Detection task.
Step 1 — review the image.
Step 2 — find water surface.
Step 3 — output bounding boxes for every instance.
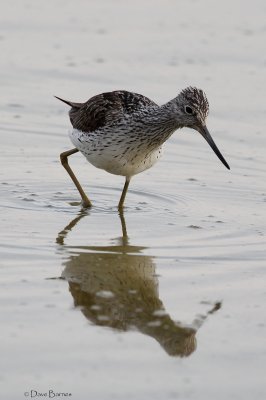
[1,1,266,399]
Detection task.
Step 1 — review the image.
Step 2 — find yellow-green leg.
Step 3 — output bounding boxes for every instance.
[60,148,92,208]
[118,178,130,211]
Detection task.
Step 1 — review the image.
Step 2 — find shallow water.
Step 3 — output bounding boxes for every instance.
[1,1,266,399]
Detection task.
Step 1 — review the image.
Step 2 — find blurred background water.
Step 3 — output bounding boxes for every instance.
[0,1,266,399]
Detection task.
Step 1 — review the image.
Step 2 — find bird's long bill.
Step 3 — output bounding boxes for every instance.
[199,126,230,170]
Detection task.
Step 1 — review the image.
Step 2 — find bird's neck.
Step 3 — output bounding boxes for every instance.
[135,99,181,147]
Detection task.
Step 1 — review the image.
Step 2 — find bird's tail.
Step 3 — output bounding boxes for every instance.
[54,96,83,108]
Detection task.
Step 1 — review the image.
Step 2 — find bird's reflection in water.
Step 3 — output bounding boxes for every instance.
[56,211,221,357]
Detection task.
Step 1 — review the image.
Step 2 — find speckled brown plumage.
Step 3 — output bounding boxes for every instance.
[57,87,229,209]
[55,90,157,133]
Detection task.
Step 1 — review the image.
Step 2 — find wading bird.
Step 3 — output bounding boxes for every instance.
[56,88,230,210]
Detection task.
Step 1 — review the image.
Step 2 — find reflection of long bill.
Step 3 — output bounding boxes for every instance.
[199,126,230,170]
[57,210,222,357]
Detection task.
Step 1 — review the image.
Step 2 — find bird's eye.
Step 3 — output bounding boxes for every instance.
[185,106,193,115]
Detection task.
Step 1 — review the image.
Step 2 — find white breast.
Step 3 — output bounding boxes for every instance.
[69,128,163,178]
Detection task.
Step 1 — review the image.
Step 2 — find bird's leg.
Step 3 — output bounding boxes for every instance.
[118,178,130,211]
[60,148,92,208]
[118,209,128,241]
[56,210,88,246]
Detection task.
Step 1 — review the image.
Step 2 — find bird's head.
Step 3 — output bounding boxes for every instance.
[175,87,230,170]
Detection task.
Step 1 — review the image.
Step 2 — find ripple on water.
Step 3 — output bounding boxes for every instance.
[0,179,194,217]
[1,177,264,263]
[91,184,194,216]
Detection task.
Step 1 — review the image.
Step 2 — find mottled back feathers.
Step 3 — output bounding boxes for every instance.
[56,90,157,133]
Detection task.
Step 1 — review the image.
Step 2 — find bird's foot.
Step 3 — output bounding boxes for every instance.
[81,198,92,209]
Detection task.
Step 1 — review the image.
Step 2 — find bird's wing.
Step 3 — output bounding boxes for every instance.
[56,90,157,133]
